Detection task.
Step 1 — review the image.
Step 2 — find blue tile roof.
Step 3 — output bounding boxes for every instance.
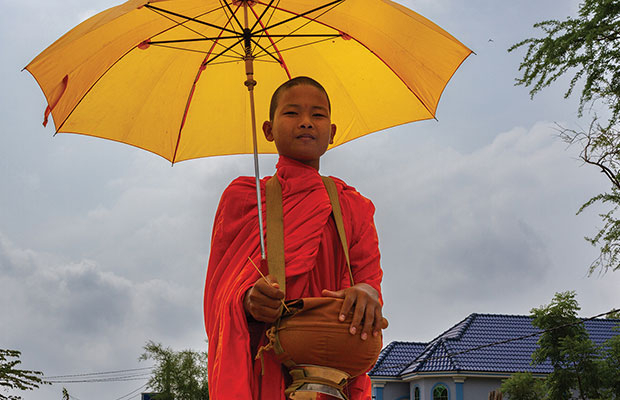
[370,313,619,377]
[371,341,427,376]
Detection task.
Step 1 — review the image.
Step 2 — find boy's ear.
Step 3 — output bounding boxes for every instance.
[329,124,336,144]
[263,121,274,142]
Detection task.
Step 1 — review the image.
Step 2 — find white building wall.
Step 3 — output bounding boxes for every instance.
[460,377,503,399]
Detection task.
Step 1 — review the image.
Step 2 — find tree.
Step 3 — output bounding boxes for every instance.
[530,291,591,400]
[528,291,620,400]
[600,332,620,398]
[0,349,48,400]
[139,341,209,400]
[606,309,620,319]
[509,0,620,273]
[500,372,546,400]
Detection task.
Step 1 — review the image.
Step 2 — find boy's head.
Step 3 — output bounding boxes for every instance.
[263,76,336,170]
[269,76,331,121]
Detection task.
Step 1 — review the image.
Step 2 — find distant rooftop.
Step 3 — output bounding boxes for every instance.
[370,313,619,377]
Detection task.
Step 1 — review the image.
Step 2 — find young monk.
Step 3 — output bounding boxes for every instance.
[204,76,384,399]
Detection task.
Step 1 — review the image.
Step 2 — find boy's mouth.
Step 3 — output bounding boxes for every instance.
[296,133,315,140]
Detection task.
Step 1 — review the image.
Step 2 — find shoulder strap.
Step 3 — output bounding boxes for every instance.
[265,175,354,297]
[321,176,354,287]
[266,176,286,294]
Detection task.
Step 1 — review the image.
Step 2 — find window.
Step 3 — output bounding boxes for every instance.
[414,386,420,400]
[433,384,448,400]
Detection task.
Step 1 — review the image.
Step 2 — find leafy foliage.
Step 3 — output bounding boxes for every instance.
[509,0,620,126]
[598,333,620,398]
[510,0,620,273]
[500,371,546,400]
[0,349,47,400]
[139,341,209,400]
[525,291,620,400]
[558,121,620,273]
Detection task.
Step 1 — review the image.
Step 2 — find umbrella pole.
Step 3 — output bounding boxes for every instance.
[243,2,266,261]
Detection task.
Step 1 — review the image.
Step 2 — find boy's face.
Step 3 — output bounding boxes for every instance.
[262,84,336,170]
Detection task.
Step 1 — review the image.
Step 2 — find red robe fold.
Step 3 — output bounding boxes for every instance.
[204,156,383,400]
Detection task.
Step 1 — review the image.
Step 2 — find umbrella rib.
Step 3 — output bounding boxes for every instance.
[256,34,340,38]
[149,36,243,45]
[203,38,245,65]
[258,0,438,116]
[140,6,243,57]
[256,36,337,57]
[144,4,239,35]
[146,5,228,42]
[149,43,242,58]
[249,0,282,61]
[247,3,340,79]
[249,0,277,33]
[250,38,281,64]
[172,12,243,163]
[255,0,344,34]
[252,0,282,57]
[220,0,245,32]
[247,5,290,79]
[253,0,343,56]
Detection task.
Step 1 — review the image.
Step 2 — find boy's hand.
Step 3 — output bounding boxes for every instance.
[322,283,386,341]
[244,274,285,323]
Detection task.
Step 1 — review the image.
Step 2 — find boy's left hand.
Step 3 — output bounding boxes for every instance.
[321,283,385,341]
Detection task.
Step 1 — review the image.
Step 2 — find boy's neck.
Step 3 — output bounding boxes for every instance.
[280,155,320,171]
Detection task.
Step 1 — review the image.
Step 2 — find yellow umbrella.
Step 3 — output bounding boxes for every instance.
[26,0,472,257]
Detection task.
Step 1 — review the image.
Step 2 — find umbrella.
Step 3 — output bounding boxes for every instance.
[25,0,472,258]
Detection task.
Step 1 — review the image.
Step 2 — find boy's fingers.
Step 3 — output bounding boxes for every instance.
[371,306,385,337]
[360,303,376,340]
[245,289,283,323]
[339,290,356,325]
[255,275,284,299]
[247,288,279,310]
[348,293,365,335]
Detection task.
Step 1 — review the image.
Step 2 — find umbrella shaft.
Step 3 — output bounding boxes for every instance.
[249,88,265,260]
[242,1,266,260]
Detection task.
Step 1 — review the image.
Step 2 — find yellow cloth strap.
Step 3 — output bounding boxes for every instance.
[266,176,286,294]
[265,175,354,298]
[321,176,354,287]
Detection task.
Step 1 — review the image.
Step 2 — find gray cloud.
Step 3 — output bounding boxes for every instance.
[2,0,620,398]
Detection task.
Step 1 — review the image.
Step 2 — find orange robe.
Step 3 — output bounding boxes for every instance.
[204,156,383,399]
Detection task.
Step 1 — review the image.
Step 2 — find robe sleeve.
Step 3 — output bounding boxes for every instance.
[204,178,264,399]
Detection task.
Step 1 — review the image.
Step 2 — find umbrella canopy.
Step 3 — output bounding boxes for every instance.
[26,0,472,163]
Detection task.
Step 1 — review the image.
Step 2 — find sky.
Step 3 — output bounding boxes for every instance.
[2,0,620,399]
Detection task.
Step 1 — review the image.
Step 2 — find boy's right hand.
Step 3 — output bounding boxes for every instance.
[243,274,285,323]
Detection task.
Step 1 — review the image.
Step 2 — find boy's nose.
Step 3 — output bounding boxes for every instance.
[299,114,313,129]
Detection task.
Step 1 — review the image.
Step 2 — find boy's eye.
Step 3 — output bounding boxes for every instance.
[283,111,297,115]
[313,113,326,117]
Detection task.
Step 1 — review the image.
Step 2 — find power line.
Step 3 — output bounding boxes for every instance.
[47,374,151,384]
[373,308,619,373]
[113,382,150,400]
[45,366,154,380]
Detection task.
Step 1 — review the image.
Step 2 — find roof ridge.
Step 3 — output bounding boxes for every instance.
[439,339,460,371]
[385,340,429,345]
[461,312,619,321]
[433,313,477,342]
[404,339,442,374]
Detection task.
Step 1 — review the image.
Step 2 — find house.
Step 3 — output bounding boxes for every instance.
[369,313,619,400]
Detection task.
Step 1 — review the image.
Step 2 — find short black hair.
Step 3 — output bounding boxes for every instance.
[269,76,331,121]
